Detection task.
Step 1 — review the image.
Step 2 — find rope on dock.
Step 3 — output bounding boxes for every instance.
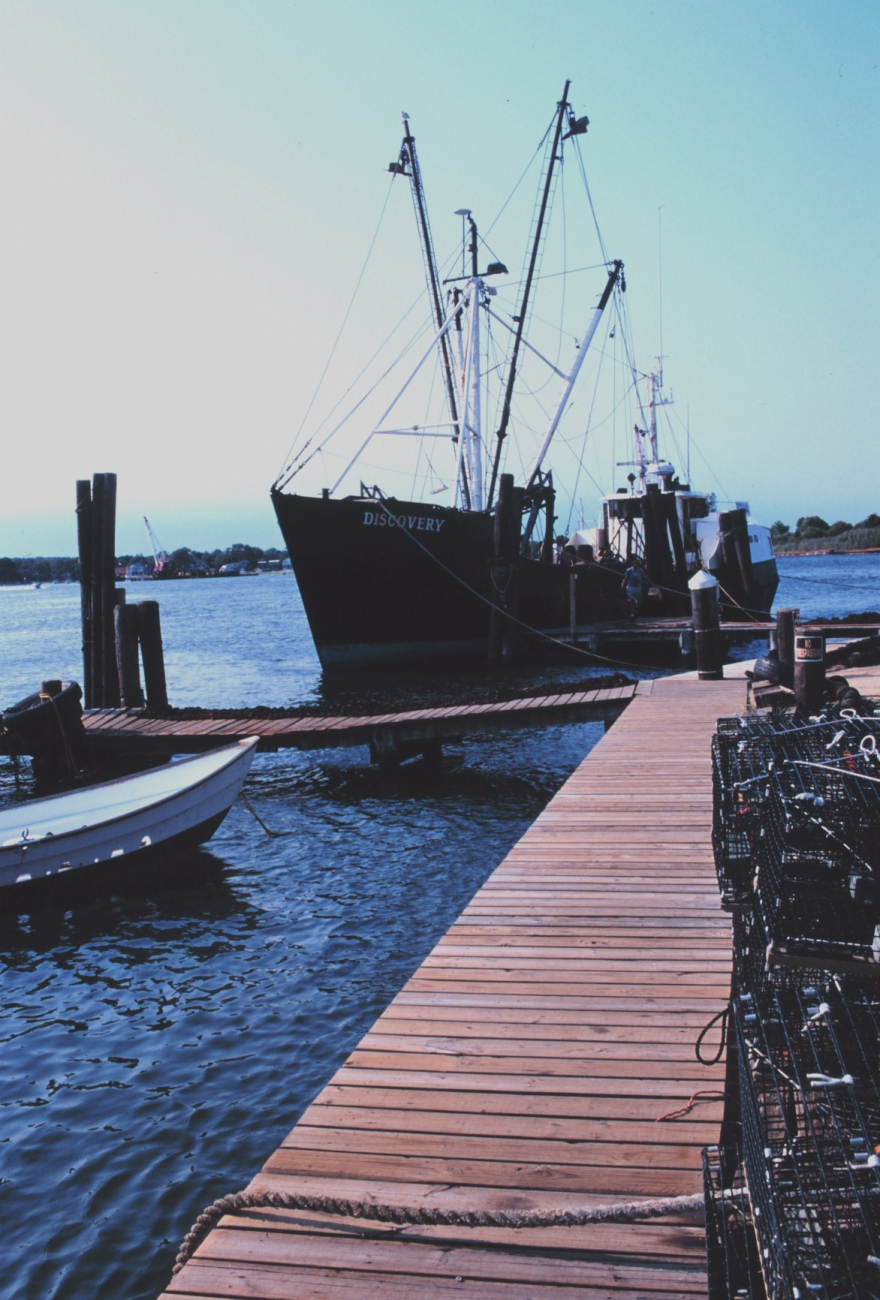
[172,1186,707,1274]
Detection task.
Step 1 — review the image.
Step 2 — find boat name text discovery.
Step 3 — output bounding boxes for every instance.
[362,510,446,533]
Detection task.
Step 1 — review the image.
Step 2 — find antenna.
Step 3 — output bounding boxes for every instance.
[657,205,664,383]
[454,208,472,279]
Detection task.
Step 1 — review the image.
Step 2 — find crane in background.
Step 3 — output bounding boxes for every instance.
[143,516,174,577]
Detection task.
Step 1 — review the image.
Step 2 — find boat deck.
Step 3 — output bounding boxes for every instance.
[162,670,753,1298]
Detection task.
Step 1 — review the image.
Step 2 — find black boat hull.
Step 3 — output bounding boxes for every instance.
[271,490,570,667]
[272,490,778,668]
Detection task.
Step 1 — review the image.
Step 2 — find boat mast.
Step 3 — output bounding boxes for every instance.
[393,115,468,506]
[454,212,484,511]
[525,260,623,490]
[486,80,572,513]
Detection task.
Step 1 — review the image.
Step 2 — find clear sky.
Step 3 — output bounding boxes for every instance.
[1,0,877,557]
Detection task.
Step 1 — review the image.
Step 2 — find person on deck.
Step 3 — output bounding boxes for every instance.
[621,557,645,619]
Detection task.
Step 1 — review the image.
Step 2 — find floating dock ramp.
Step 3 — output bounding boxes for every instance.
[78,684,635,757]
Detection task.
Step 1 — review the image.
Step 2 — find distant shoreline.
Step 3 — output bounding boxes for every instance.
[776,546,880,557]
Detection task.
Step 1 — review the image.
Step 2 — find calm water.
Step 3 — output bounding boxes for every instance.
[0,553,877,1299]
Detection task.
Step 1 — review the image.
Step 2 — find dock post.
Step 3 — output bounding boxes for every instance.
[689,569,723,680]
[505,485,524,660]
[541,485,556,563]
[137,600,168,710]
[115,601,145,708]
[76,480,93,709]
[85,472,120,707]
[718,507,755,611]
[569,572,578,647]
[794,633,825,713]
[776,607,798,685]
[100,473,120,708]
[88,473,105,705]
[489,474,515,665]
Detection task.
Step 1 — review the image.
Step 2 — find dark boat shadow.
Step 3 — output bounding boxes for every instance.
[0,845,253,953]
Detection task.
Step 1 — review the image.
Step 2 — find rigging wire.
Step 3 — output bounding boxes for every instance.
[571,134,609,266]
[277,201,465,492]
[562,391,645,526]
[482,118,554,243]
[563,317,614,533]
[275,172,399,485]
[666,404,731,503]
[371,498,693,673]
[279,316,438,487]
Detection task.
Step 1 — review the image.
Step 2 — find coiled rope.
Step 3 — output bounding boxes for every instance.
[172,1186,706,1275]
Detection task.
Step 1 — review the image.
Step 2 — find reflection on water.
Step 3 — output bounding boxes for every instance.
[0,555,877,1297]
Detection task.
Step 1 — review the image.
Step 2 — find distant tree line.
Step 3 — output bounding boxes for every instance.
[770,514,880,552]
[0,544,289,585]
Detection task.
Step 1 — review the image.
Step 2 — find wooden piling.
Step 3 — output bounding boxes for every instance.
[776,608,799,684]
[100,473,120,708]
[76,480,94,709]
[541,485,556,563]
[137,600,168,710]
[88,473,105,706]
[690,570,723,680]
[115,602,145,708]
[569,572,578,647]
[718,508,756,611]
[489,474,515,665]
[794,633,825,712]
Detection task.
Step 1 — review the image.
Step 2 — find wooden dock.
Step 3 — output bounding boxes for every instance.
[74,685,635,758]
[162,670,750,1298]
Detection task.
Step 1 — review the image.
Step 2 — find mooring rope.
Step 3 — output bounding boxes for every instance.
[238,789,284,837]
[371,499,666,672]
[172,1186,706,1275]
[40,691,87,783]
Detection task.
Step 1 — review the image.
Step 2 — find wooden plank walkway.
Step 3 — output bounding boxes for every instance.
[75,685,635,756]
[163,671,748,1298]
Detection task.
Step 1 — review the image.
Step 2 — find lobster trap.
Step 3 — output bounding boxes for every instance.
[733,983,880,1299]
[712,715,880,969]
[703,1145,767,1300]
[754,761,880,972]
[710,716,874,911]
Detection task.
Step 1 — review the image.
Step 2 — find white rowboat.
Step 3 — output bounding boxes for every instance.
[0,737,258,890]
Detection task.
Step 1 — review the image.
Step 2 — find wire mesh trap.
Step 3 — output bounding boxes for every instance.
[703,1144,767,1300]
[710,715,871,911]
[754,763,880,971]
[732,984,880,1300]
[712,714,880,969]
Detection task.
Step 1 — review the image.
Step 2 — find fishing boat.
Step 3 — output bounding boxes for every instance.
[592,367,779,620]
[272,84,777,668]
[0,737,258,890]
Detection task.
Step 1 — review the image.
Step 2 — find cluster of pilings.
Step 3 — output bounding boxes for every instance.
[76,474,167,710]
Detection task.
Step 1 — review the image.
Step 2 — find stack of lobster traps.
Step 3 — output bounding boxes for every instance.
[707,709,880,1299]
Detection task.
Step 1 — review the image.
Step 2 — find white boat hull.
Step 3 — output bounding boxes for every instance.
[0,738,258,890]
